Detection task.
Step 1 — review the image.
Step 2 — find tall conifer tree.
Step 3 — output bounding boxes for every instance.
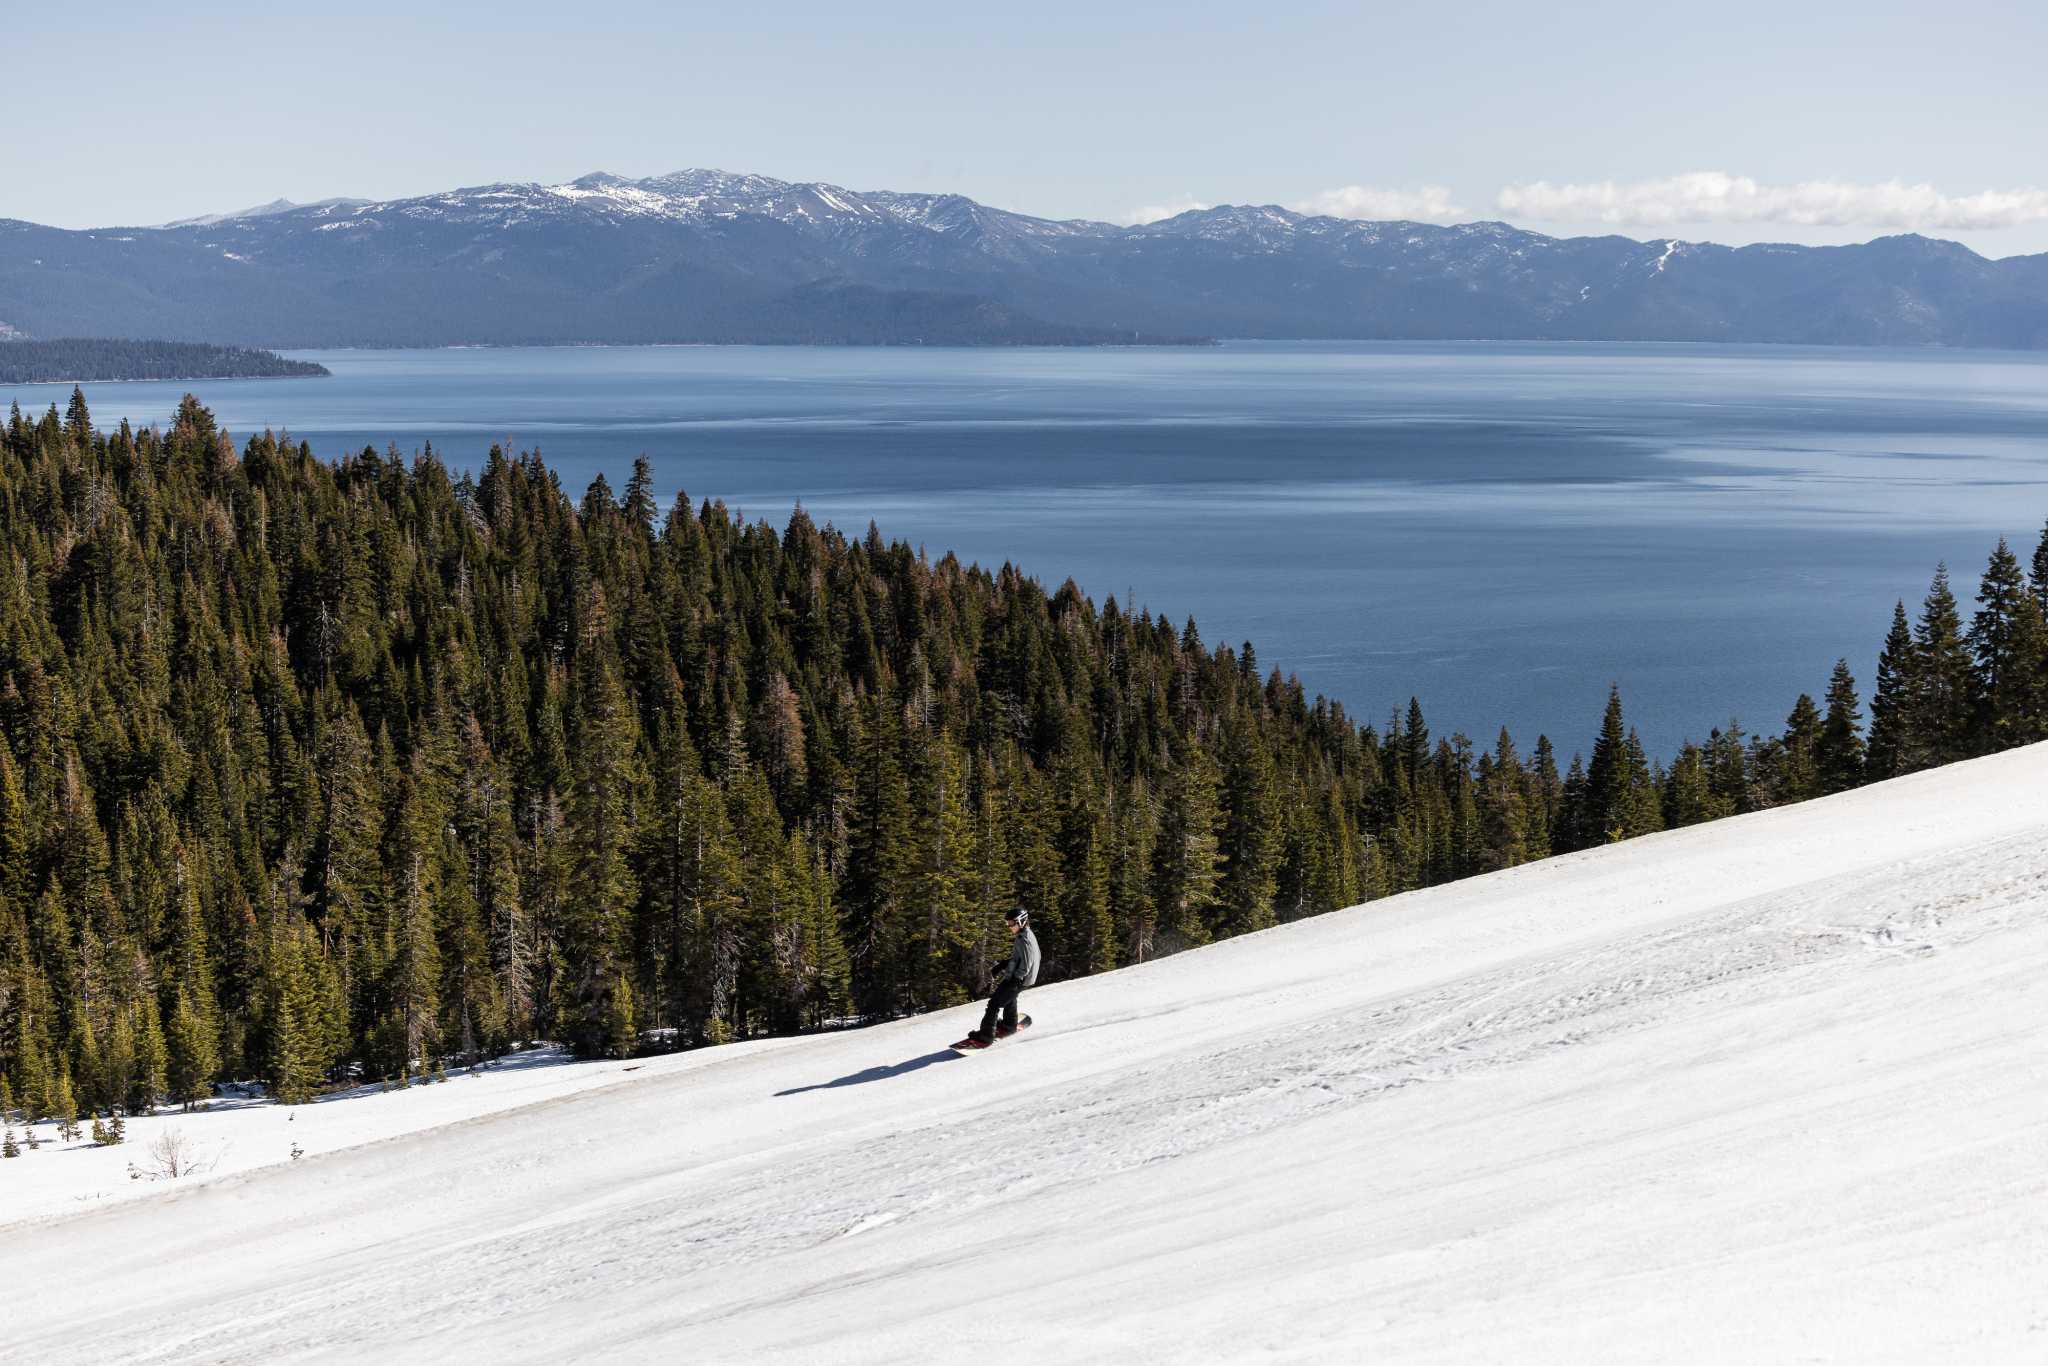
[1968,540,2047,751]
[1816,661,1865,795]
[1905,565,1974,770]
[1865,603,1913,781]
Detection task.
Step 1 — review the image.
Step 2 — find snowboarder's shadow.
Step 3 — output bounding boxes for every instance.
[775,1049,964,1096]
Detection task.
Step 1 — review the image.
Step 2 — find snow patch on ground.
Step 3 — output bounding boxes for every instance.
[0,1044,763,1221]
[5,745,2047,1363]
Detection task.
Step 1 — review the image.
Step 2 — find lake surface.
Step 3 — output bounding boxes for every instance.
[10,341,2047,756]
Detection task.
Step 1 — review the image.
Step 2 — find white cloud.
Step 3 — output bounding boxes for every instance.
[1496,171,2048,231]
[1292,184,1466,222]
[1116,196,1211,226]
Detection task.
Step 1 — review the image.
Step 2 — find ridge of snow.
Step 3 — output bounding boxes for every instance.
[7,743,2048,1360]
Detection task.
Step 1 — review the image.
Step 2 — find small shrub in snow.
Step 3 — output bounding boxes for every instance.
[145,1128,211,1180]
[2,1125,18,1158]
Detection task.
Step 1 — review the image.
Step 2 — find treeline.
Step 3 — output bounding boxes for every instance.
[0,339,328,385]
[0,389,2043,1126]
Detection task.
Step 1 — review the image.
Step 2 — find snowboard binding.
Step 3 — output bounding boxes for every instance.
[951,1015,1031,1050]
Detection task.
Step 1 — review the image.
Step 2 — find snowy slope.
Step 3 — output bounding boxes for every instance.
[5,744,2047,1363]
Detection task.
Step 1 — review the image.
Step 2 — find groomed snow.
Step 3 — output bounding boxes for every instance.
[5,744,2047,1363]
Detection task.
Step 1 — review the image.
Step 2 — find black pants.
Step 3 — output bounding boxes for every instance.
[978,978,1024,1038]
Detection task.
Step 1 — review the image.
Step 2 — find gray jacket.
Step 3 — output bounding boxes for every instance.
[999,926,1041,988]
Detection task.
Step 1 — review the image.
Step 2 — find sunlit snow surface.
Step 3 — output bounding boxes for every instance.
[6,745,2048,1362]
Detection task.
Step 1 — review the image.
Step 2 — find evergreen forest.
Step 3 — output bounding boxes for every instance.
[2,389,2045,1125]
[0,340,327,386]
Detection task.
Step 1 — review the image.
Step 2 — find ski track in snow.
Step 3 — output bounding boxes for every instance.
[5,745,2048,1363]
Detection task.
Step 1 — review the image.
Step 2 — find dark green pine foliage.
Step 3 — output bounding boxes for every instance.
[2032,519,2048,608]
[0,340,329,385]
[1904,566,1974,772]
[1776,694,1824,804]
[1968,540,2048,752]
[558,601,642,1058]
[1,395,2043,1105]
[1215,709,1281,937]
[1865,603,1914,782]
[1477,729,1531,870]
[1582,687,1633,844]
[1816,661,1866,795]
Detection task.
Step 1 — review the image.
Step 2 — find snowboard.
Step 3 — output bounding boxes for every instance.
[950,1015,1031,1050]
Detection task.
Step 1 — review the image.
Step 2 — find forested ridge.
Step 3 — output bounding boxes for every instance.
[0,339,327,385]
[1,389,2045,1128]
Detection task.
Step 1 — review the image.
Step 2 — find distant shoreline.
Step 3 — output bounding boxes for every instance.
[3,370,329,387]
[0,338,330,386]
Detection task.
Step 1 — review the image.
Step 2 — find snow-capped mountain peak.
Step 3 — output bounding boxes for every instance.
[29,168,2038,349]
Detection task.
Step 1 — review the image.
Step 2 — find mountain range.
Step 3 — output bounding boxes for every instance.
[5,168,2047,348]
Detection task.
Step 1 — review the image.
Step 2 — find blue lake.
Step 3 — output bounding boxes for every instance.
[10,340,2047,756]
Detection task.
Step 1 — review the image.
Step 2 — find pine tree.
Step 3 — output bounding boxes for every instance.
[1057,768,1116,976]
[1109,777,1161,959]
[1523,736,1559,862]
[268,920,327,1104]
[1477,729,1529,870]
[1,1125,16,1158]
[1153,742,1222,948]
[163,854,223,1106]
[457,714,528,1046]
[1905,565,1973,771]
[559,629,642,1057]
[964,754,1016,981]
[1662,744,1722,827]
[1556,753,1588,852]
[841,699,914,1016]
[311,699,382,970]
[1583,687,1631,843]
[904,728,978,1006]
[1215,717,1280,937]
[1865,602,1913,781]
[1621,729,1664,835]
[603,973,637,1057]
[1968,540,2048,752]
[1816,660,1865,794]
[64,385,91,443]
[1704,722,1749,815]
[4,948,54,1121]
[386,788,443,1080]
[130,1003,168,1114]
[166,991,220,1109]
[621,455,660,531]
[51,1067,78,1141]
[1777,694,1823,804]
[2031,518,2048,608]
[0,748,28,909]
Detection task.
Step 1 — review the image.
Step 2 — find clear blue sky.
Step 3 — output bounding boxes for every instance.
[7,0,2047,255]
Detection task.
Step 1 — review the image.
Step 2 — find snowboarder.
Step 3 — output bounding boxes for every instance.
[953,907,1039,1049]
